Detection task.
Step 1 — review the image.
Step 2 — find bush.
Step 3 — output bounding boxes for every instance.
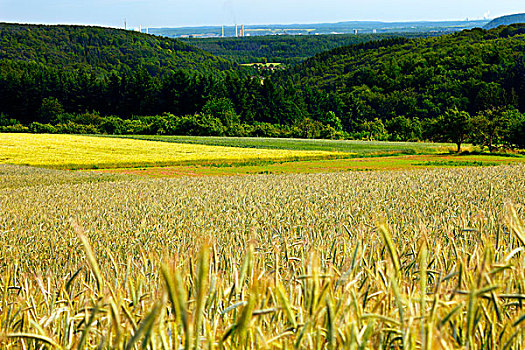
[0,124,30,133]
[73,112,103,126]
[54,121,100,134]
[290,118,324,139]
[248,123,288,138]
[122,119,150,135]
[187,114,226,136]
[29,122,57,134]
[100,116,125,135]
[386,116,422,141]
[357,118,390,141]
[201,98,240,131]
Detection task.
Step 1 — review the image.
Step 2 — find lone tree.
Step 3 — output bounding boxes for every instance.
[441,107,471,153]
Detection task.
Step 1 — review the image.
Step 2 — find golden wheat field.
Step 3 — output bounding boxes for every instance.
[1,164,525,349]
[0,133,341,169]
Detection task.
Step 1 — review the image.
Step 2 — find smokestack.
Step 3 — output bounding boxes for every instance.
[235,24,238,37]
[241,24,245,37]
[222,25,224,37]
[124,19,127,30]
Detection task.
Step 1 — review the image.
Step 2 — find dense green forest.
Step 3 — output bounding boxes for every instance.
[1,23,525,149]
[0,23,233,76]
[281,25,525,149]
[0,56,345,138]
[183,33,431,64]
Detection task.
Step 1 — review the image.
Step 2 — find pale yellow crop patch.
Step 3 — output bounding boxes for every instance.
[0,133,343,169]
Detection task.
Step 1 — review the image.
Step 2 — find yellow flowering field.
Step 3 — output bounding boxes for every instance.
[0,133,346,169]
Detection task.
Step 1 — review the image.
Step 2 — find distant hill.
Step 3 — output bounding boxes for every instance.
[485,14,525,29]
[184,33,437,65]
[0,23,233,76]
[285,25,525,122]
[149,20,489,38]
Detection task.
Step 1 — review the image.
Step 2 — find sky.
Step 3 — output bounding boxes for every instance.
[0,0,524,29]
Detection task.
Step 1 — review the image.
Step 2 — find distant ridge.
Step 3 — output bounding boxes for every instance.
[150,20,489,38]
[0,22,233,76]
[485,13,525,29]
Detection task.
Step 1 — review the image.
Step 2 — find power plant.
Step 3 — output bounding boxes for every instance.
[234,25,246,37]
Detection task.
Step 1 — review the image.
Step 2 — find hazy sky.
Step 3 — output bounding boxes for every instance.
[0,0,524,28]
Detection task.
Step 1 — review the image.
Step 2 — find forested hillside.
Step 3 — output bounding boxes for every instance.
[485,14,525,29]
[280,25,525,148]
[0,23,233,76]
[184,33,429,64]
[288,27,525,118]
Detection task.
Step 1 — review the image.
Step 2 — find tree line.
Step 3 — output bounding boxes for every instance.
[0,58,346,138]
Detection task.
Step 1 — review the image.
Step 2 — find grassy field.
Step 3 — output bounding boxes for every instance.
[0,133,345,169]
[105,135,457,154]
[2,164,525,348]
[101,153,525,177]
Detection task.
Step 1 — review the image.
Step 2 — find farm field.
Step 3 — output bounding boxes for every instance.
[3,8,525,350]
[104,135,457,154]
[0,164,126,189]
[1,133,523,177]
[0,134,344,170]
[2,163,525,348]
[101,153,525,177]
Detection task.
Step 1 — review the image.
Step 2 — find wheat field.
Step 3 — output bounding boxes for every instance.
[1,164,525,349]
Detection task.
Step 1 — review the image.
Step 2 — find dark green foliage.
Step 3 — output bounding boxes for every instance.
[38,97,64,124]
[470,107,516,151]
[0,23,233,76]
[184,34,426,65]
[282,24,525,147]
[0,113,20,127]
[288,25,525,119]
[507,113,525,148]
[386,116,422,141]
[202,98,240,132]
[439,108,472,152]
[357,118,389,141]
[0,113,344,139]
